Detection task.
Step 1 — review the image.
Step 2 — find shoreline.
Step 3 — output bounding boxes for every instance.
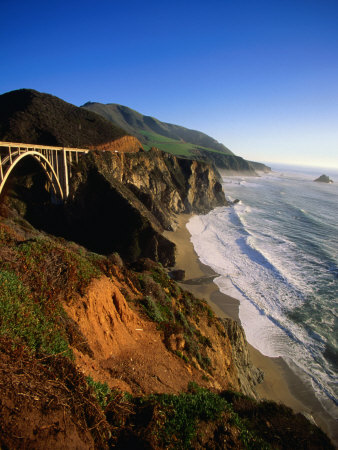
[164,213,337,446]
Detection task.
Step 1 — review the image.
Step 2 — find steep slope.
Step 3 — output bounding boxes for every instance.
[0,216,333,449]
[0,89,140,152]
[82,102,233,155]
[81,101,271,173]
[1,144,226,265]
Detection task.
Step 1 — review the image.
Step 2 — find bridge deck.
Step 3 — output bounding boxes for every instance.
[0,142,89,153]
[0,141,89,200]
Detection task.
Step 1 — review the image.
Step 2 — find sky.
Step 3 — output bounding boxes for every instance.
[1,0,338,168]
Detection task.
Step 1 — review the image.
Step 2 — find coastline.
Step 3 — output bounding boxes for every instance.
[164,213,337,446]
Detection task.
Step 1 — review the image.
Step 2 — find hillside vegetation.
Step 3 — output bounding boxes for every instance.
[0,89,127,148]
[0,214,333,449]
[82,102,233,156]
[81,101,271,173]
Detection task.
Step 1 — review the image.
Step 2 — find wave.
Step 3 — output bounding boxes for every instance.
[187,204,338,416]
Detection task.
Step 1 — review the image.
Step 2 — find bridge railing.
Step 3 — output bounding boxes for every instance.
[0,141,89,200]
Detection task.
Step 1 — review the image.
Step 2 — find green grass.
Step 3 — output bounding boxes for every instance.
[139,130,230,158]
[134,383,230,448]
[136,265,214,371]
[131,384,269,449]
[86,376,113,409]
[0,224,102,358]
[0,270,71,357]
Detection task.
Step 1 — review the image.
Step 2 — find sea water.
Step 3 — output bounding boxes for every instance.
[187,164,338,419]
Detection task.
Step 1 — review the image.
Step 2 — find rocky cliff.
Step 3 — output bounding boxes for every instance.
[1,143,226,266]
[192,149,257,174]
[0,215,332,449]
[61,148,227,265]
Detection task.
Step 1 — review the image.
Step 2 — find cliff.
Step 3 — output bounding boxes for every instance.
[64,148,226,264]
[248,160,272,173]
[90,135,142,153]
[192,149,257,175]
[0,89,332,448]
[3,146,226,266]
[0,215,332,449]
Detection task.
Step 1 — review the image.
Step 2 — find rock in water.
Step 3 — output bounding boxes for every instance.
[314,174,333,183]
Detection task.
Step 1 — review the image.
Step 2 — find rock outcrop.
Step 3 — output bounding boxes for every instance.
[86,147,227,228]
[192,149,258,174]
[222,318,264,397]
[59,148,227,264]
[314,174,333,183]
[3,147,226,265]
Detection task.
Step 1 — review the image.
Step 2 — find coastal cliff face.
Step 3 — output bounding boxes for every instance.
[192,149,257,175]
[52,148,227,265]
[0,217,332,449]
[83,147,227,228]
[222,318,264,397]
[0,89,332,448]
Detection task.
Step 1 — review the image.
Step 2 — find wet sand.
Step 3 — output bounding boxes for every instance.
[164,214,338,446]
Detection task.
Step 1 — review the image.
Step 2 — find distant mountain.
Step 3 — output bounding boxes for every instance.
[0,89,128,148]
[81,102,270,174]
[81,102,233,156]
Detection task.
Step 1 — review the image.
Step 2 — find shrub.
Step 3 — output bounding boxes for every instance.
[141,295,164,323]
[86,376,112,409]
[134,385,230,448]
[0,269,71,357]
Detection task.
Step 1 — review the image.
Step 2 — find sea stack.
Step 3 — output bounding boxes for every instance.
[314,174,333,183]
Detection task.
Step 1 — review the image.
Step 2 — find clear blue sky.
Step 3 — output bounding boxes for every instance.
[1,0,337,168]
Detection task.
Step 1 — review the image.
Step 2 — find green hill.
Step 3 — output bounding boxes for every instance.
[0,89,127,148]
[81,102,233,156]
[81,102,270,173]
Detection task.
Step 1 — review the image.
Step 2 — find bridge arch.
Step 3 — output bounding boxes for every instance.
[0,151,64,200]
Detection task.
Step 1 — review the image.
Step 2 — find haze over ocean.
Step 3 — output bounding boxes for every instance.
[187,165,338,420]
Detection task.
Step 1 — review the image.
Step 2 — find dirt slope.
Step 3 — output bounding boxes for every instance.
[63,274,254,397]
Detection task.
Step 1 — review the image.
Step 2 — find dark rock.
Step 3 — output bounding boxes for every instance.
[169,269,185,281]
[3,148,227,267]
[314,174,333,183]
[0,89,127,148]
[192,149,258,175]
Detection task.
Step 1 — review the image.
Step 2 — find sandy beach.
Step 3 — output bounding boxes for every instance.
[164,214,337,446]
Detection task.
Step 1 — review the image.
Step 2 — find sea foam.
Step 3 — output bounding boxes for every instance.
[187,170,338,418]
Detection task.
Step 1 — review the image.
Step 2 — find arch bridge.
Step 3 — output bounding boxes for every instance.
[0,141,89,201]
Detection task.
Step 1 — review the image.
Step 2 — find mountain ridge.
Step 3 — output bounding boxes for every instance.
[82,101,233,155]
[0,89,130,150]
[82,101,271,173]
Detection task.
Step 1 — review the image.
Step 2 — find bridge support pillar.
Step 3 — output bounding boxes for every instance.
[62,149,69,198]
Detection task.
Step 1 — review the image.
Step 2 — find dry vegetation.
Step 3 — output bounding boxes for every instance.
[0,216,334,449]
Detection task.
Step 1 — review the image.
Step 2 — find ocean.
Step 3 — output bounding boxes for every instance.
[187,164,338,420]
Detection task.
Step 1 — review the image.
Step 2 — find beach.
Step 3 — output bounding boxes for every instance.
[164,214,337,445]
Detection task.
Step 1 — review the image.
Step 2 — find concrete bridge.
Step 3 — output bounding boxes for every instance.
[0,141,89,201]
